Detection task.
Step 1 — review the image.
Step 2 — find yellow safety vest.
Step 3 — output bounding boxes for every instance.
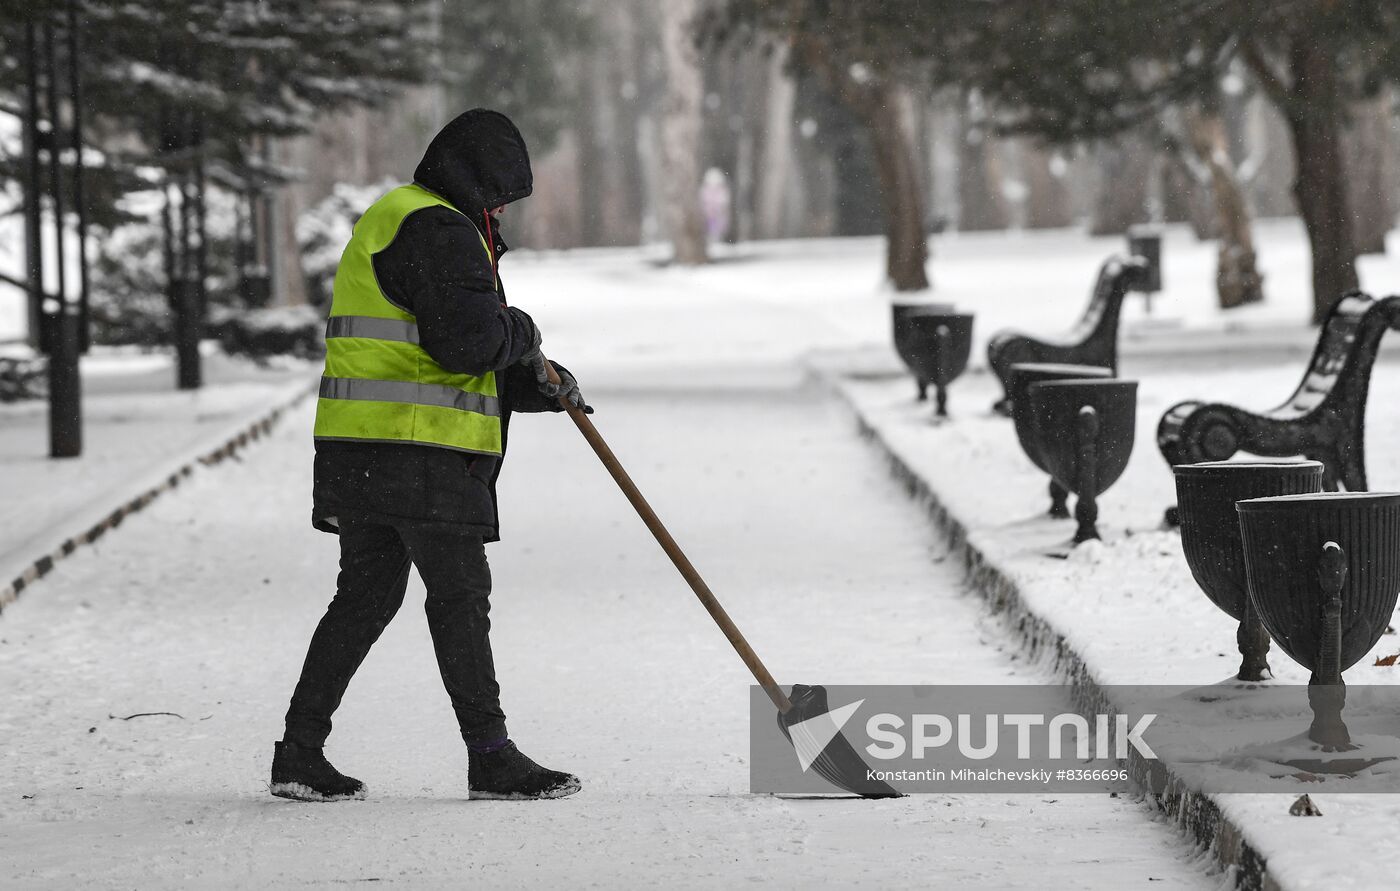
[313,184,503,455]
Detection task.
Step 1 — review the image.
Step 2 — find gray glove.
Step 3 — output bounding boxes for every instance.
[536,360,592,414]
[519,333,592,413]
[523,352,548,391]
[515,315,591,412]
[520,330,548,391]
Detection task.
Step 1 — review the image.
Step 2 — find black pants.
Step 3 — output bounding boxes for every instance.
[283,513,506,748]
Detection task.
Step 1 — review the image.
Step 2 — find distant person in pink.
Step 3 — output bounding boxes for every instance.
[699,168,731,243]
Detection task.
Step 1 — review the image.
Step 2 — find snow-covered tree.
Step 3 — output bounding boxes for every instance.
[1,1,431,285]
[888,0,1400,322]
[706,1,931,291]
[438,0,593,155]
[915,2,1264,308]
[2,1,430,207]
[660,0,709,265]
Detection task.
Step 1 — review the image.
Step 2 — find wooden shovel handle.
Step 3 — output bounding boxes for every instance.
[542,358,792,713]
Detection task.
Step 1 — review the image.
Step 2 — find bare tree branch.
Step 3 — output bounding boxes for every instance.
[1240,39,1293,112]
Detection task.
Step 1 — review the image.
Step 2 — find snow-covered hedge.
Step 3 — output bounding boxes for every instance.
[297,179,395,307]
[89,222,173,346]
[213,304,325,361]
[90,187,243,347]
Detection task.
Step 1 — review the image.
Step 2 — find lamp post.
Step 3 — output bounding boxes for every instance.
[22,5,89,459]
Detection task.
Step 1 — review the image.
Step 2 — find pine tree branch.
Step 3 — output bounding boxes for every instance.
[0,270,51,302]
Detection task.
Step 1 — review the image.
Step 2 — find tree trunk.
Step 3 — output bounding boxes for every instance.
[1023,142,1073,230]
[957,92,1008,232]
[791,40,929,290]
[1160,154,1214,239]
[658,0,708,265]
[1089,136,1153,236]
[1185,105,1264,308]
[755,43,796,239]
[1243,92,1298,218]
[616,0,653,246]
[575,50,608,247]
[858,83,930,290]
[1285,42,1359,324]
[1343,91,1397,256]
[925,92,960,232]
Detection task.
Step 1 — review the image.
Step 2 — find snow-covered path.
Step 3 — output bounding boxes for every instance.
[0,380,1223,888]
[0,351,313,595]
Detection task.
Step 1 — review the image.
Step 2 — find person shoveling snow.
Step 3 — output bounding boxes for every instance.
[272,107,893,804]
[272,109,589,803]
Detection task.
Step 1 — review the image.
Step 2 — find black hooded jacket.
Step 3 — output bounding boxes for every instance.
[312,109,559,541]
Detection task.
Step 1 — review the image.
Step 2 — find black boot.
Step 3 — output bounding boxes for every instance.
[270,740,366,802]
[468,742,581,800]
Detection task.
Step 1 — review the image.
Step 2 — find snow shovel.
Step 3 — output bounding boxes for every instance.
[543,361,901,799]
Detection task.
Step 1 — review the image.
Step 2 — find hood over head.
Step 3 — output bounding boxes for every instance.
[414,109,532,214]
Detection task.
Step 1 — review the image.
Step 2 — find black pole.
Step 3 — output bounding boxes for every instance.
[194,126,210,326]
[174,166,201,390]
[43,22,67,328]
[43,17,82,458]
[1072,406,1100,544]
[67,0,91,354]
[258,136,279,303]
[22,21,45,354]
[161,179,176,292]
[933,325,949,418]
[174,49,205,391]
[234,187,250,299]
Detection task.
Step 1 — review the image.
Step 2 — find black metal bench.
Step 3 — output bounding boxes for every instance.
[0,354,47,402]
[1158,291,1400,501]
[987,256,1151,415]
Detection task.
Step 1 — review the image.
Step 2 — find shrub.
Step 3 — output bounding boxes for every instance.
[213,304,324,362]
[297,179,396,308]
[0,353,47,402]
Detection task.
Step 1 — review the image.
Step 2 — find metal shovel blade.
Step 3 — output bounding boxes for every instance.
[776,684,903,798]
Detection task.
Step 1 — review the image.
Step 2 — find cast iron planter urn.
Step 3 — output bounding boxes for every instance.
[1027,379,1138,545]
[1173,461,1324,681]
[1009,363,1113,518]
[892,303,954,402]
[893,310,974,418]
[1238,492,1400,750]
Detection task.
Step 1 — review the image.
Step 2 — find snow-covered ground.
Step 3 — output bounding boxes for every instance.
[6,220,1400,887]
[0,350,314,598]
[510,218,1400,385]
[5,214,1396,357]
[0,385,1226,889]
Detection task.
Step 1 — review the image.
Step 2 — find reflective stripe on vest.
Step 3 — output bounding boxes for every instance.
[324,315,420,344]
[319,376,500,418]
[313,184,503,456]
